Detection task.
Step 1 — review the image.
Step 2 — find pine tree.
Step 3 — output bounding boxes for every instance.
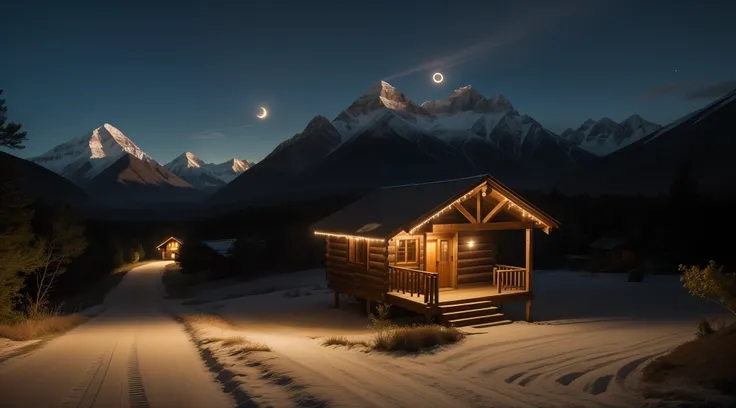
[0,90,28,150]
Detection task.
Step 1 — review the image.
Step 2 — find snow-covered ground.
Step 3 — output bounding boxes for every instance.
[0,262,234,408]
[186,268,729,407]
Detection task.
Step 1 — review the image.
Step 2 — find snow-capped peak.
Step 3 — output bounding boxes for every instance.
[487,94,514,112]
[581,119,597,128]
[31,123,154,180]
[167,152,205,170]
[421,88,515,115]
[164,153,252,186]
[223,158,249,173]
[450,85,479,96]
[332,82,431,138]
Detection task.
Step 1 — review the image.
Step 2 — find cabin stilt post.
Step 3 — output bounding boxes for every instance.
[366,299,371,315]
[334,291,340,308]
[525,227,534,322]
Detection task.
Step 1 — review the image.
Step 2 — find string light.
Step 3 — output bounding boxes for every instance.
[408,188,481,234]
[407,182,550,233]
[314,231,385,243]
[505,201,545,226]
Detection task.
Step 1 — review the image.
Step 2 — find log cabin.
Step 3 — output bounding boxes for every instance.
[156,237,183,260]
[312,175,560,327]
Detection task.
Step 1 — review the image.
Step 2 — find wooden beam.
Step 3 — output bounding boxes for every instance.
[452,202,477,223]
[476,192,482,223]
[525,227,533,292]
[433,221,535,233]
[482,198,508,223]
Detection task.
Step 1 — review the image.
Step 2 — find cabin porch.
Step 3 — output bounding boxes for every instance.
[383,264,534,326]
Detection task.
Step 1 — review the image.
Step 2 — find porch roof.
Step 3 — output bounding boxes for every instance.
[312,174,560,240]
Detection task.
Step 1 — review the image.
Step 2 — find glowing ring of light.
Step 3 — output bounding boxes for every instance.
[257,107,268,119]
[432,72,444,83]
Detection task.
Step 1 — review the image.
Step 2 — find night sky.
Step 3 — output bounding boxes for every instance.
[2,0,734,164]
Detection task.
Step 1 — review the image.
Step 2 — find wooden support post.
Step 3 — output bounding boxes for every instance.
[366,299,371,315]
[476,191,482,222]
[525,228,533,322]
[334,291,340,308]
[525,228,533,292]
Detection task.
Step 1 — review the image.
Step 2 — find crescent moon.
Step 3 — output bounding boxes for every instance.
[432,72,444,83]
[257,107,268,119]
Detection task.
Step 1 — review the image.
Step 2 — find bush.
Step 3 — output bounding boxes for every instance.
[373,324,466,352]
[679,261,736,315]
[365,302,465,352]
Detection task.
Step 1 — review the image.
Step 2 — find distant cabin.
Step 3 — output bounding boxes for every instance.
[589,237,635,272]
[156,237,183,260]
[312,175,560,327]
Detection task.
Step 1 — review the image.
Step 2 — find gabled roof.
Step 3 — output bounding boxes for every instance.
[312,175,560,240]
[155,236,183,249]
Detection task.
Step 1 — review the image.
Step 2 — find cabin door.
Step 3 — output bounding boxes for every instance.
[437,238,453,287]
[426,241,437,273]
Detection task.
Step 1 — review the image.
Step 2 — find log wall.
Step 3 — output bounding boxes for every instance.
[325,236,388,301]
[456,231,498,285]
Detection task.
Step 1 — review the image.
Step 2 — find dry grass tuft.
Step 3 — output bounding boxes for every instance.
[237,341,271,353]
[178,313,271,354]
[179,313,233,329]
[321,336,371,349]
[321,325,465,352]
[220,336,246,346]
[0,314,88,341]
[374,324,466,352]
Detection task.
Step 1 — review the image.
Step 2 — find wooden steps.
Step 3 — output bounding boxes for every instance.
[438,299,511,328]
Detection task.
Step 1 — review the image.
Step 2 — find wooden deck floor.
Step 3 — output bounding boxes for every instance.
[386,283,531,307]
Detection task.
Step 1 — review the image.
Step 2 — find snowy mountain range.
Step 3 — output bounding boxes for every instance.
[22,79,730,209]
[210,81,596,207]
[560,115,661,157]
[163,152,251,191]
[564,87,736,195]
[29,124,252,206]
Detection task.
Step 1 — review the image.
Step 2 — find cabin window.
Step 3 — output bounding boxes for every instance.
[396,238,418,264]
[348,239,367,265]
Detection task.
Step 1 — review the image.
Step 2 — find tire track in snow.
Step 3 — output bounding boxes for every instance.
[60,354,106,408]
[127,340,149,408]
[60,341,119,408]
[506,333,678,393]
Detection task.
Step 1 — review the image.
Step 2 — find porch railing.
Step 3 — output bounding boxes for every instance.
[388,265,439,306]
[494,264,527,293]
